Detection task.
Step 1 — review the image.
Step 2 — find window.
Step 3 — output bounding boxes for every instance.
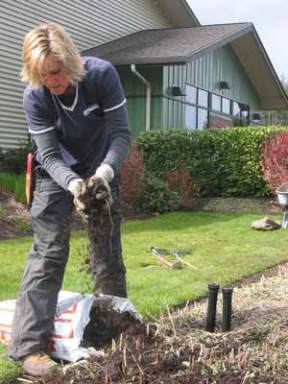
[185,105,197,130]
[233,102,241,116]
[212,94,221,112]
[186,84,197,104]
[222,98,231,115]
[198,89,208,108]
[182,84,251,130]
[197,108,208,129]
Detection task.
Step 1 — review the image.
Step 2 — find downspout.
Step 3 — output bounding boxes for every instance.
[131,64,151,131]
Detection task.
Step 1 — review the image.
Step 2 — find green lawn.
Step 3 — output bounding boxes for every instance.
[0,211,287,382]
[0,173,26,204]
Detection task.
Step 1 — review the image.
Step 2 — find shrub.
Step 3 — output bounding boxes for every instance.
[138,126,284,198]
[135,171,180,213]
[120,142,144,203]
[164,169,201,202]
[262,131,288,192]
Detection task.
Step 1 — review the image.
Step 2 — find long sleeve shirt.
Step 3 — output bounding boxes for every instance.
[23,57,132,190]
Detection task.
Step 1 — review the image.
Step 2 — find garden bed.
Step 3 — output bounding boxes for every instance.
[16,263,288,384]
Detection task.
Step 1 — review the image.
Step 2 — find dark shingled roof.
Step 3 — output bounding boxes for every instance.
[82,23,253,65]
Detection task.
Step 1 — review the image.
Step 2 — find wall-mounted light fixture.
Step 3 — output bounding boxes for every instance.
[167,86,186,97]
[238,102,249,111]
[251,112,261,120]
[219,81,231,90]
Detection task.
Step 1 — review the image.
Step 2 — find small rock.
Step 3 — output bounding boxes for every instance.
[251,217,281,230]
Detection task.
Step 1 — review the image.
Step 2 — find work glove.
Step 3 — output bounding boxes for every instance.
[67,178,87,212]
[90,164,114,185]
[88,164,114,204]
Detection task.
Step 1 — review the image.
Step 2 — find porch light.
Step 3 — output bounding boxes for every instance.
[168,86,186,97]
[219,81,230,90]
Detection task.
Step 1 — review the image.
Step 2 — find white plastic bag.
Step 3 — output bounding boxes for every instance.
[0,290,94,362]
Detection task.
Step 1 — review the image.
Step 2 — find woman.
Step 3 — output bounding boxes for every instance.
[8,22,131,376]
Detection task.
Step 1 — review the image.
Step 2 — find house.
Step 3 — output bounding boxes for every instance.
[1,0,287,149]
[84,23,288,132]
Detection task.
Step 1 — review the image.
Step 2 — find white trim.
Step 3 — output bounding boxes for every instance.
[58,83,79,111]
[28,126,55,135]
[103,98,126,113]
[83,104,100,116]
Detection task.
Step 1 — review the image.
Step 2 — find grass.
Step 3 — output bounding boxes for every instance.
[0,211,288,382]
[0,173,26,204]
[0,345,21,384]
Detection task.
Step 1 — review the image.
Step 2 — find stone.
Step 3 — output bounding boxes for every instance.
[251,217,281,230]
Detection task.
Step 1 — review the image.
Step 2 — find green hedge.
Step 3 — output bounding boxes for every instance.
[138,126,286,197]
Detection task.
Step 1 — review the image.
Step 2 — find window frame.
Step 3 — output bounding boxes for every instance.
[184,83,249,130]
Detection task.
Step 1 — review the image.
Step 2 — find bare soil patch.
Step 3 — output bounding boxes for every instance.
[0,191,31,239]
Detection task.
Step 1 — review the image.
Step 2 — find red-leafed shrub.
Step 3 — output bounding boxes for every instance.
[120,142,144,202]
[164,169,200,202]
[262,131,288,191]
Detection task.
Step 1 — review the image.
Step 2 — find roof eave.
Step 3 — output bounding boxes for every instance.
[84,24,254,67]
[250,25,288,110]
[229,25,288,110]
[183,24,288,110]
[103,56,186,66]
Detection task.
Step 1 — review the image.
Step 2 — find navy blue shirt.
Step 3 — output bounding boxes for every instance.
[23,57,131,190]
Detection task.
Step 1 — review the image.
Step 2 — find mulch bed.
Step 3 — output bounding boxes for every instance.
[0,191,32,239]
[16,263,288,384]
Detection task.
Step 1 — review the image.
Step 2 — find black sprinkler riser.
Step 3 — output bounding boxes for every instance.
[222,287,233,332]
[205,284,234,333]
[205,282,220,332]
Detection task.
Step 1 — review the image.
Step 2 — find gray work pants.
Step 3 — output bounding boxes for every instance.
[8,173,126,360]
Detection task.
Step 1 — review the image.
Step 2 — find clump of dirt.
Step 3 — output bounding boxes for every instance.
[78,178,113,215]
[77,178,127,296]
[83,295,143,349]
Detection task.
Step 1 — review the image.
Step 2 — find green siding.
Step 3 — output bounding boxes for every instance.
[162,45,261,129]
[117,45,262,133]
[163,64,186,129]
[187,45,260,106]
[1,0,173,149]
[117,65,163,135]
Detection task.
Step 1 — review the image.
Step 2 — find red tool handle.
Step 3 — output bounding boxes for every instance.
[26,152,35,207]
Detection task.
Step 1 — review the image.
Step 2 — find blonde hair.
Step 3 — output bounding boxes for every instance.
[22,23,85,86]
